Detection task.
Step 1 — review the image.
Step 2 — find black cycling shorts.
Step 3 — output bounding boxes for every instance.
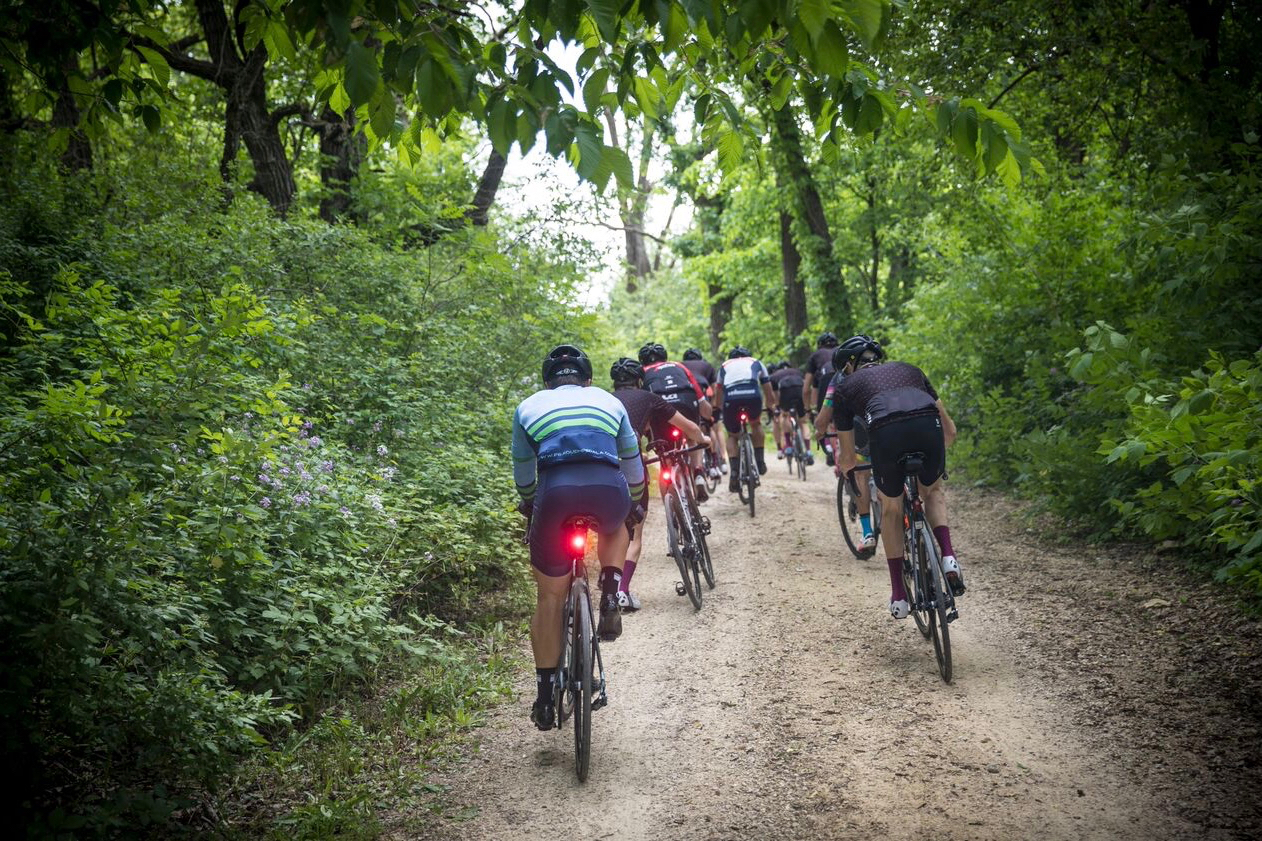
[526,462,631,577]
[779,385,805,417]
[649,395,699,445]
[867,413,945,498]
[722,397,763,434]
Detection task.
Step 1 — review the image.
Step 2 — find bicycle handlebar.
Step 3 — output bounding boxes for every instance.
[644,441,708,465]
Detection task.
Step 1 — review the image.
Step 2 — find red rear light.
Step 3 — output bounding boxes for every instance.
[739,411,748,422]
[662,468,672,484]
[570,533,586,552]
[671,427,680,438]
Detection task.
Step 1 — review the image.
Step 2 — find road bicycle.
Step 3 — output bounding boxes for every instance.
[646,435,714,609]
[837,460,881,560]
[783,410,811,481]
[527,516,608,780]
[898,452,958,682]
[734,408,759,517]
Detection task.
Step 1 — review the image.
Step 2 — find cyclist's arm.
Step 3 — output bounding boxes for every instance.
[761,380,776,408]
[616,413,648,505]
[936,399,957,447]
[713,381,724,405]
[698,397,713,420]
[668,411,709,446]
[814,404,834,438]
[836,428,858,474]
[510,410,537,501]
[802,372,816,409]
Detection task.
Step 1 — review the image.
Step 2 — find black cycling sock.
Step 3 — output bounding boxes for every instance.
[535,667,557,702]
[754,446,767,467]
[599,566,622,597]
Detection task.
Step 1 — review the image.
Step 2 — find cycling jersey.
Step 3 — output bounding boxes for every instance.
[770,366,805,390]
[830,362,940,432]
[680,358,717,391]
[612,386,678,441]
[512,384,646,504]
[718,357,770,403]
[805,348,834,386]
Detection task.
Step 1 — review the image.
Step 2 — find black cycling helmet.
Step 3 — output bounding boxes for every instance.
[682,348,704,361]
[833,334,884,371]
[817,331,839,348]
[728,346,752,359]
[638,342,667,365]
[610,357,644,385]
[542,343,593,386]
[778,359,791,370]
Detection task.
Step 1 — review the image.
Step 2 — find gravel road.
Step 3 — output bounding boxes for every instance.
[405,460,1262,840]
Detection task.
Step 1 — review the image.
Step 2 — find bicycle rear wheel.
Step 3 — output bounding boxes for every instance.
[836,475,871,559]
[572,590,594,779]
[918,527,952,683]
[795,427,808,481]
[740,433,757,517]
[702,448,719,494]
[665,489,701,610]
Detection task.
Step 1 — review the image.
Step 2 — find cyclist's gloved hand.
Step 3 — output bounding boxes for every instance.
[712,408,722,422]
[845,467,860,494]
[516,497,534,519]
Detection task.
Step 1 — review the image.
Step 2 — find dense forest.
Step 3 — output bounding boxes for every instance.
[1,0,1258,836]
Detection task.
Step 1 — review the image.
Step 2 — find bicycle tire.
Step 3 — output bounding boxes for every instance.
[795,426,808,481]
[573,591,594,779]
[902,552,931,639]
[666,489,701,610]
[836,475,873,559]
[737,434,751,505]
[556,595,576,723]
[740,433,757,518]
[918,527,952,683]
[702,449,720,494]
[685,486,716,589]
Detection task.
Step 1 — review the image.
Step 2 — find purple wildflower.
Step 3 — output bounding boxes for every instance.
[260,497,272,508]
[377,444,388,457]
[229,474,241,482]
[218,456,228,464]
[279,466,291,476]
[339,506,351,516]
[300,470,312,481]
[308,436,323,448]
[293,491,312,506]
[320,460,334,473]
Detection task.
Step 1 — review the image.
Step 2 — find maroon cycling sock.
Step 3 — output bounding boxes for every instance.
[887,557,907,602]
[933,525,955,557]
[619,560,637,593]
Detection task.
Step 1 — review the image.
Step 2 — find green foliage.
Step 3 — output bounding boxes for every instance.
[0,142,589,834]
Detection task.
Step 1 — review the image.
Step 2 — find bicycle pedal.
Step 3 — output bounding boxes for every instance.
[674,582,687,596]
[947,608,959,624]
[699,516,712,535]
[592,694,608,711]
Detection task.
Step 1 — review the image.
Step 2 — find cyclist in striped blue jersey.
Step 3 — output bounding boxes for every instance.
[512,344,647,730]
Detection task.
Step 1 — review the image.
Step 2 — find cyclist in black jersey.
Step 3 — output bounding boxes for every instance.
[804,332,839,464]
[609,358,709,611]
[769,361,809,462]
[682,348,726,478]
[828,336,964,620]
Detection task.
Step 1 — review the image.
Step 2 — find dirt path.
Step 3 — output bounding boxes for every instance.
[404,462,1262,840]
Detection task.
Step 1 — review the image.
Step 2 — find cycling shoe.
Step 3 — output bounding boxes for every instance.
[889,598,910,619]
[941,555,967,596]
[531,698,556,731]
[598,594,622,641]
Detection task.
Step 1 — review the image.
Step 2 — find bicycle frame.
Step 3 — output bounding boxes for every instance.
[900,461,956,682]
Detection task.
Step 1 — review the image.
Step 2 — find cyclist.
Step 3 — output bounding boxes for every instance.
[513,345,647,730]
[814,345,876,550]
[638,343,713,502]
[713,346,776,492]
[681,348,727,477]
[769,360,810,463]
[827,336,964,620]
[803,332,840,465]
[609,357,710,611]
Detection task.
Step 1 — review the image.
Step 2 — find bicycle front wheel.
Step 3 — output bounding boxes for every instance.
[795,428,808,481]
[686,489,716,589]
[573,590,594,779]
[836,475,869,559]
[918,527,952,683]
[666,489,700,610]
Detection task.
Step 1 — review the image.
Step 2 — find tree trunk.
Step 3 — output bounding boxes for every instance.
[887,245,912,311]
[317,104,363,222]
[467,150,507,226]
[52,58,91,171]
[708,280,731,358]
[769,104,850,335]
[779,210,808,358]
[866,178,880,313]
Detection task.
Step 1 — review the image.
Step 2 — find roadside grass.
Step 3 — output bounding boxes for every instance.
[217,587,532,839]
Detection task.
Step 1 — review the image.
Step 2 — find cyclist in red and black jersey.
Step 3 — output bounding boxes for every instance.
[639,343,713,501]
[609,358,709,611]
[829,336,964,620]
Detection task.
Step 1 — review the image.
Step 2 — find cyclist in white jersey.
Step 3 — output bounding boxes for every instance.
[713,346,777,493]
